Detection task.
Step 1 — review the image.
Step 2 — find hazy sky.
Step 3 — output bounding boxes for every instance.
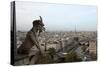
[16,1,97,31]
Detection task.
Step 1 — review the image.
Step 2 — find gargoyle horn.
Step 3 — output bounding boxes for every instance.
[39,16,44,26]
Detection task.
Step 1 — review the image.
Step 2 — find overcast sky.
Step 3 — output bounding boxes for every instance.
[16,1,97,31]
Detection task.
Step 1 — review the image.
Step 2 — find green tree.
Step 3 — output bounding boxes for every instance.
[65,51,82,62]
[35,48,56,64]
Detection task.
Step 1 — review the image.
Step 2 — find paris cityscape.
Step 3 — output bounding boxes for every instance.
[16,30,97,65]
